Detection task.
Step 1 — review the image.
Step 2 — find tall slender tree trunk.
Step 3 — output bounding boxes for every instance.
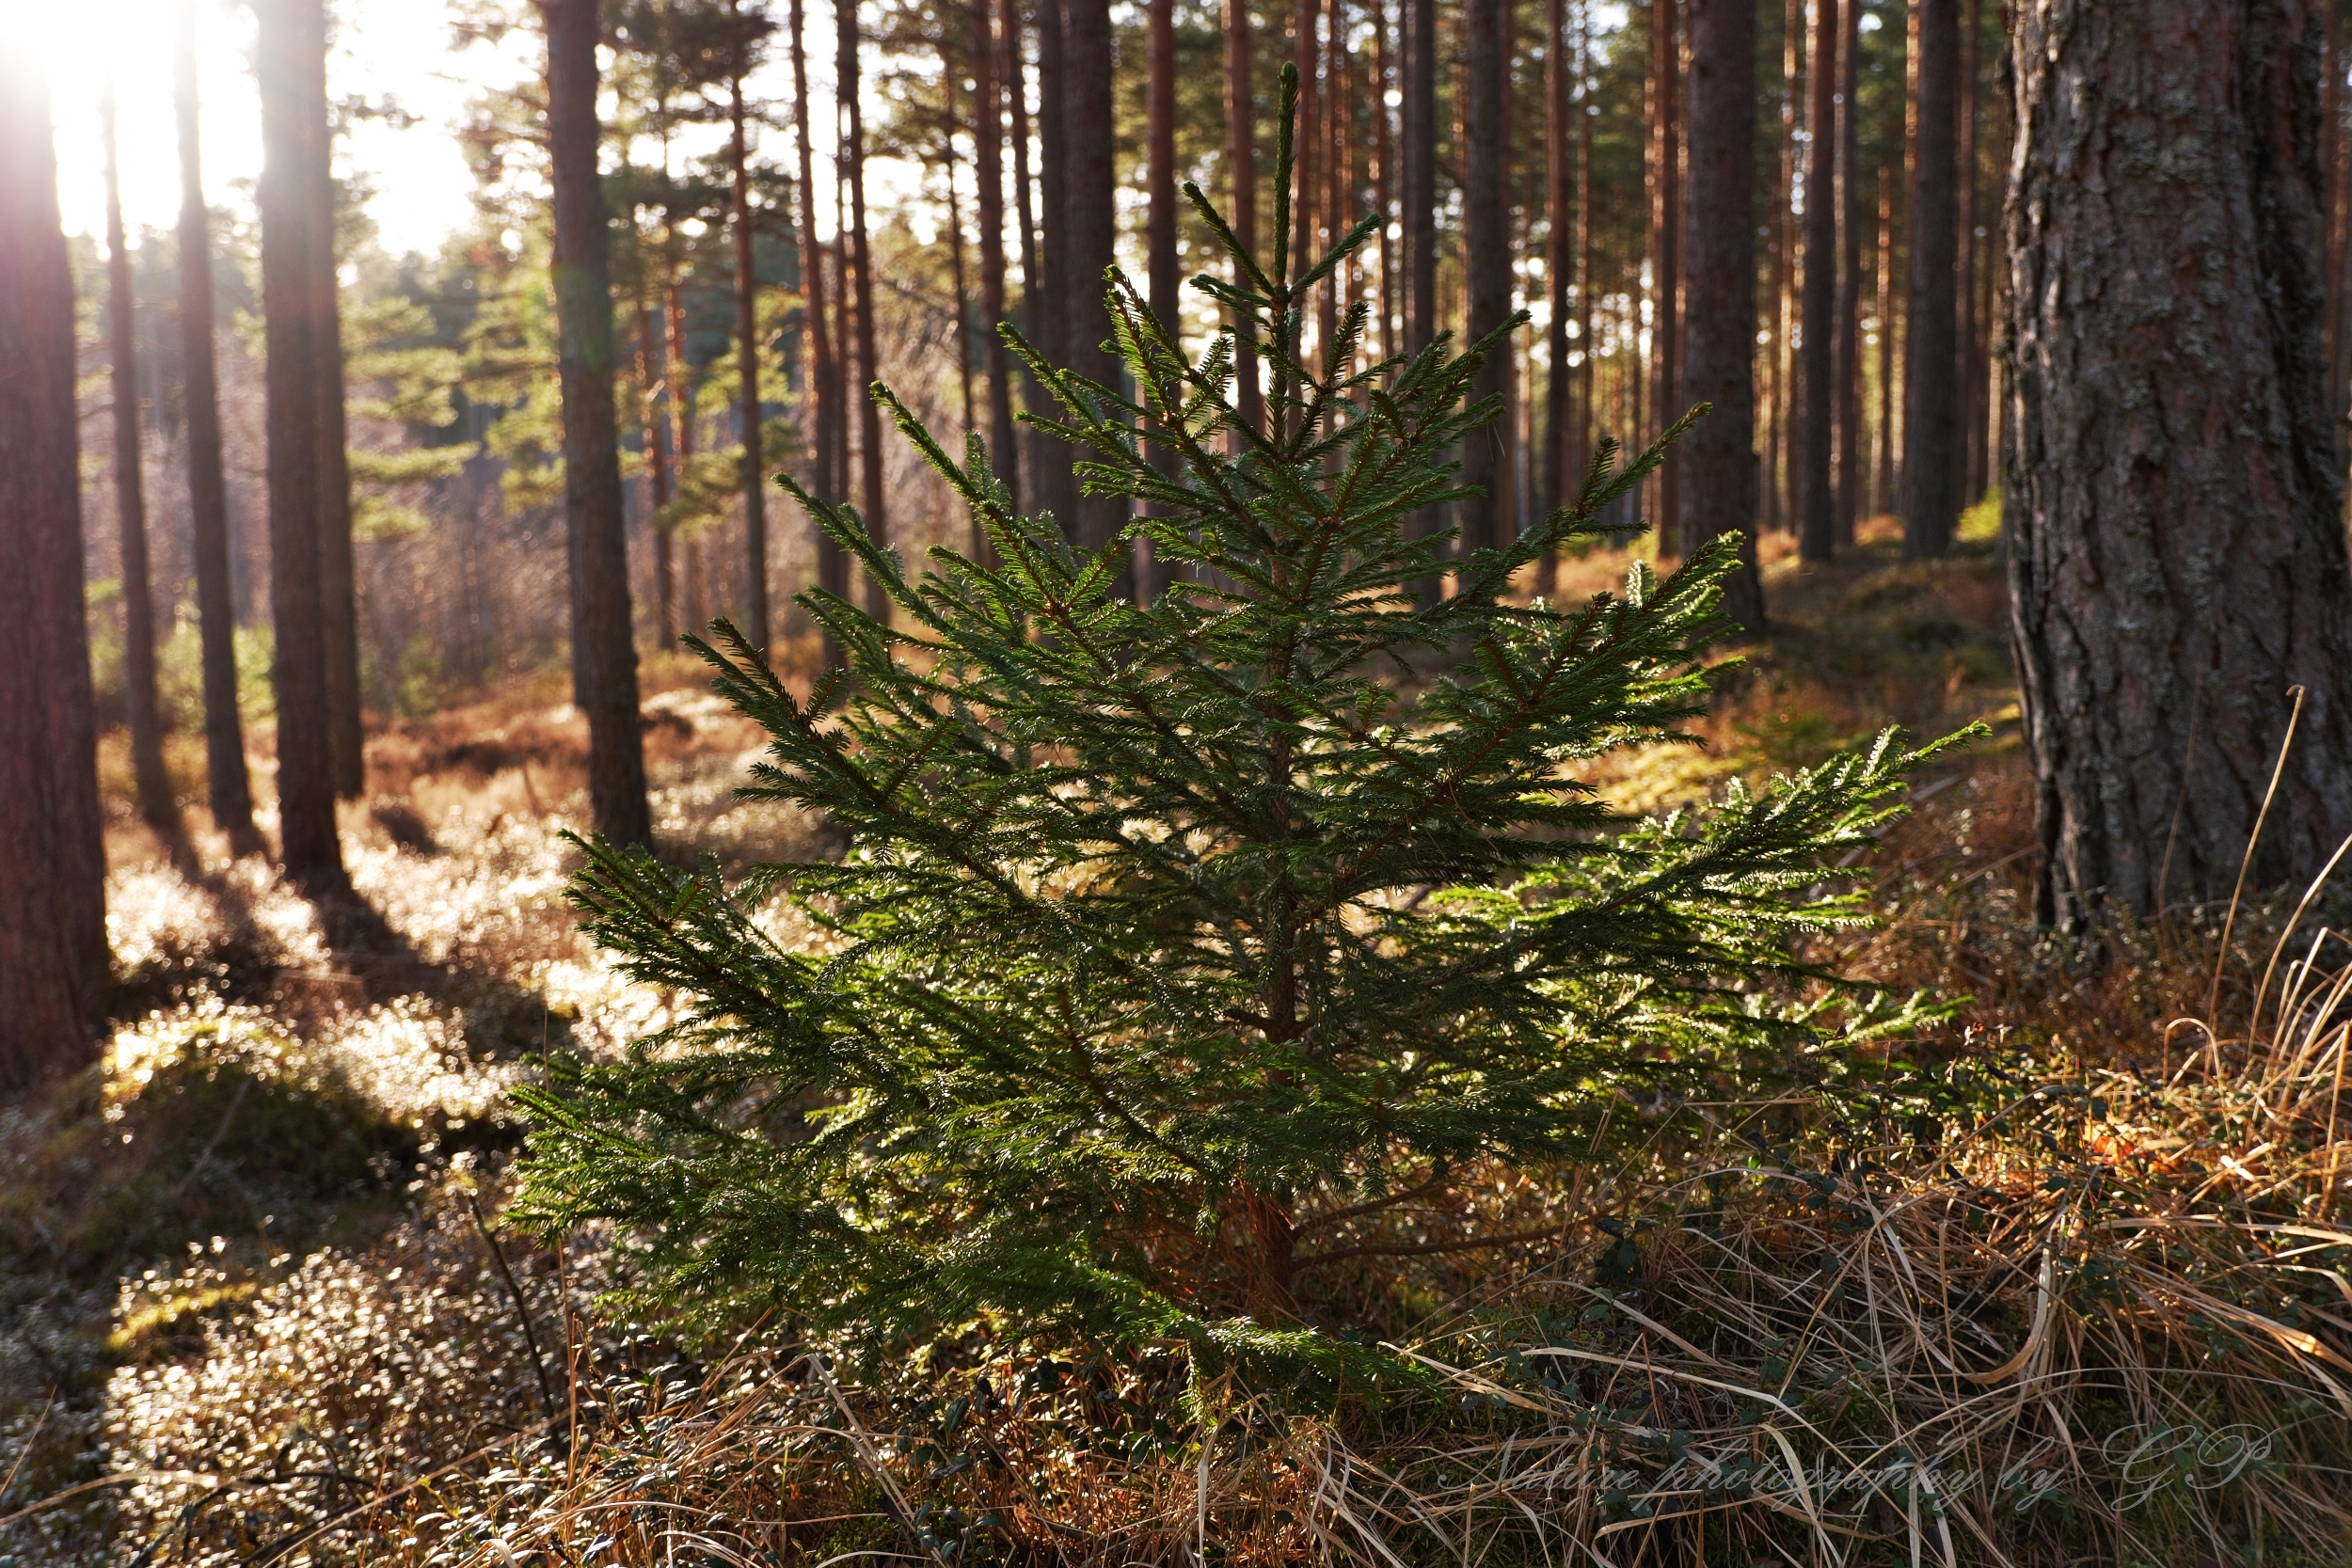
[2331,9,2352,463]
[1403,0,1435,358]
[175,0,259,852]
[545,0,652,847]
[1797,0,1836,562]
[2007,0,2352,924]
[1678,0,1761,627]
[302,8,363,804]
[1007,0,1043,475]
[728,24,770,652]
[1032,0,1075,529]
[1873,167,1897,515]
[1772,0,1801,532]
[973,0,1018,517]
[839,0,887,619]
[1647,0,1679,538]
[1462,0,1515,555]
[788,0,847,651]
[0,50,107,1088]
[1062,0,1127,582]
[638,293,676,648]
[1903,0,1959,558]
[1959,0,1986,505]
[1544,0,1572,518]
[103,86,175,829]
[945,139,977,444]
[1576,0,1594,498]
[1228,0,1264,436]
[1832,0,1861,547]
[1372,0,1396,363]
[257,0,348,893]
[1148,0,1181,473]
[1293,0,1322,294]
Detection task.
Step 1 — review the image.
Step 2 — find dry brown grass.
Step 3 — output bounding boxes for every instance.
[13,540,2352,1565]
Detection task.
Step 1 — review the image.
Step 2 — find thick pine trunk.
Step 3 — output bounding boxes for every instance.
[788,0,847,642]
[0,53,107,1090]
[545,0,652,847]
[2006,0,2352,924]
[1902,0,1958,557]
[839,2,888,620]
[258,0,349,893]
[1677,0,1761,628]
[175,2,260,852]
[1797,0,1837,562]
[103,88,175,828]
[973,0,1018,519]
[1461,0,1514,556]
[729,34,770,653]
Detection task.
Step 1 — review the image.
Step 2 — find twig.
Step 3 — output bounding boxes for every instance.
[465,1190,560,1419]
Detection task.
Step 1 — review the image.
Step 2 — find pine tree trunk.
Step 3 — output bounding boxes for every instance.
[1772,0,1801,533]
[1544,0,1572,518]
[1461,0,1514,555]
[546,0,652,847]
[1226,0,1263,436]
[1797,0,1836,562]
[175,0,260,852]
[1372,0,1396,363]
[1032,0,1074,529]
[258,0,349,893]
[103,88,175,829]
[839,3,888,620]
[1832,0,1861,548]
[1902,0,1958,558]
[729,30,770,653]
[1677,0,1761,628]
[789,0,847,642]
[0,55,107,1089]
[1148,0,1181,483]
[973,0,1019,518]
[1873,166,1896,515]
[2006,0,2352,924]
[309,61,363,805]
[944,140,976,443]
[1062,0,1127,581]
[1293,0,1321,297]
[1403,0,1436,356]
[1647,0,1678,541]
[1955,0,1981,506]
[638,294,676,649]
[1576,0,1594,496]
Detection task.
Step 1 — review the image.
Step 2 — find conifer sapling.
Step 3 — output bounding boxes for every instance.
[515,73,1962,1382]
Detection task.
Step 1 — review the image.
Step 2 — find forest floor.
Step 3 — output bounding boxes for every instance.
[7,512,2352,1566]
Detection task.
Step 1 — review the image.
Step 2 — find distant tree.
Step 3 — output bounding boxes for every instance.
[1145,0,1179,499]
[1224,0,1263,436]
[1061,0,1125,584]
[1832,0,1860,548]
[174,0,260,854]
[2006,0,2352,925]
[306,26,365,803]
[1797,0,1836,563]
[1460,0,1514,554]
[256,0,350,894]
[514,92,1954,1370]
[1646,0,1678,538]
[835,0,887,620]
[972,0,1018,517]
[0,51,107,1090]
[545,0,654,847]
[726,0,775,651]
[1901,0,1957,559]
[102,85,176,829]
[1031,0,1074,528]
[1676,0,1761,629]
[787,0,847,656]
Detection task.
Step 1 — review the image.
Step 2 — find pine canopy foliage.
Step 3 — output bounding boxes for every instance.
[514,76,1959,1383]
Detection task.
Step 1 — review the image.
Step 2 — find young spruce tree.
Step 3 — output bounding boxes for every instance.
[517,75,1955,1382]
